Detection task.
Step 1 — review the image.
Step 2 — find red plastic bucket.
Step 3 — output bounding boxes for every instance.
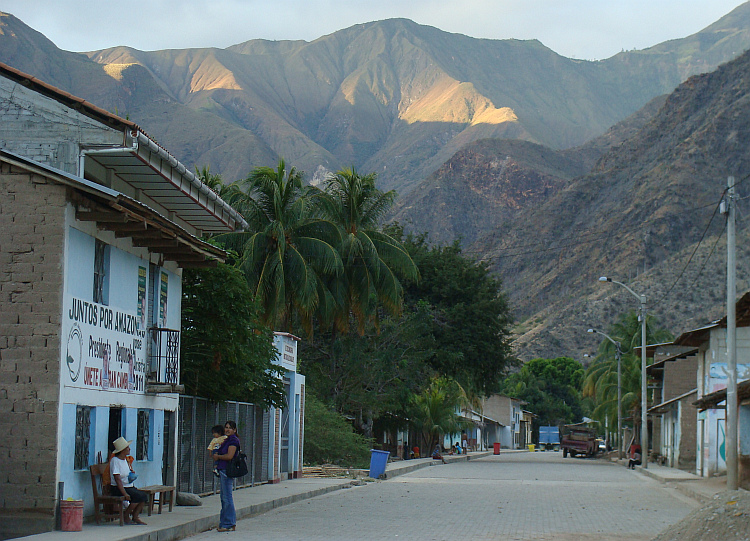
[60,500,83,532]
[493,442,501,455]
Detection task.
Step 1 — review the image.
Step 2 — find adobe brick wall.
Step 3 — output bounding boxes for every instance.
[0,160,65,521]
[663,356,698,401]
[679,396,698,470]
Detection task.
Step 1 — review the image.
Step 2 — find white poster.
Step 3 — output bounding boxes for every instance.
[63,294,148,394]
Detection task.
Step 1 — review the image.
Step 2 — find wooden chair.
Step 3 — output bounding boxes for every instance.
[89,463,126,526]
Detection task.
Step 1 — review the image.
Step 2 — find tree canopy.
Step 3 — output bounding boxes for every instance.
[402,234,516,396]
[500,357,586,428]
[180,263,284,407]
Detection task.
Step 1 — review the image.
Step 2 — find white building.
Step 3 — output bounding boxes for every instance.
[0,62,245,537]
[270,332,305,481]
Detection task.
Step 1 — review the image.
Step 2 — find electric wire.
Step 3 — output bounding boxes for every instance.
[652,189,726,307]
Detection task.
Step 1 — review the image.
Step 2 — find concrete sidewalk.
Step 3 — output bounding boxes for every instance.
[22,451,491,541]
[608,457,729,504]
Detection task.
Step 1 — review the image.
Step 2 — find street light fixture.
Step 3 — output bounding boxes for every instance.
[588,328,623,460]
[599,276,648,469]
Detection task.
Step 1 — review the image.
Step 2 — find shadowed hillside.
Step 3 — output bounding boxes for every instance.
[474,48,750,359]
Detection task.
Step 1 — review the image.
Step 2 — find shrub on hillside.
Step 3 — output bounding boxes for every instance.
[304,394,372,468]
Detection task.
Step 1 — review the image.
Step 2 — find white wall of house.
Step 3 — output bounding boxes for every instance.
[57,208,181,513]
[696,327,750,477]
[269,334,305,482]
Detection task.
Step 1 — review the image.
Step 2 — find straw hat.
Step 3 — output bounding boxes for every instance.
[112,437,132,454]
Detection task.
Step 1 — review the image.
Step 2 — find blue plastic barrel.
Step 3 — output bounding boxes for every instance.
[369,449,390,478]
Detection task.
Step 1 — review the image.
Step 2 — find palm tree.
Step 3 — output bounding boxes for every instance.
[316,167,419,332]
[216,160,342,333]
[409,377,471,454]
[583,310,672,444]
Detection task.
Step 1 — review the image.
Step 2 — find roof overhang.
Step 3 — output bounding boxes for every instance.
[648,388,697,414]
[2,149,226,268]
[0,62,247,235]
[82,131,247,234]
[694,379,750,411]
[632,342,675,357]
[646,348,699,376]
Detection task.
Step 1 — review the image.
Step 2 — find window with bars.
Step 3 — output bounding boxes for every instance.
[137,409,150,461]
[74,406,91,470]
[93,240,110,305]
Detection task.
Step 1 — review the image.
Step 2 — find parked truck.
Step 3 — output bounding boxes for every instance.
[538,426,560,451]
[560,425,598,458]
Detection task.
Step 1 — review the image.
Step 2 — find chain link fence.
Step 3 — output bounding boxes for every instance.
[177,396,270,495]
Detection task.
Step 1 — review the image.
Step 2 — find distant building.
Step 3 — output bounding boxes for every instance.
[482,395,526,449]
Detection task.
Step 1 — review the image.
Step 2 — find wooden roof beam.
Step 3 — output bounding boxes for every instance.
[76,210,129,223]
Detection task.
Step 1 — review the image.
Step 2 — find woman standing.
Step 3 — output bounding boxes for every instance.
[213,421,240,532]
[110,437,148,525]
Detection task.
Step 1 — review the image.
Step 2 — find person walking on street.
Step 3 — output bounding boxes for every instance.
[213,421,240,532]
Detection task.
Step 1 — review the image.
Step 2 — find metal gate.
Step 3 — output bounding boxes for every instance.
[177,396,270,495]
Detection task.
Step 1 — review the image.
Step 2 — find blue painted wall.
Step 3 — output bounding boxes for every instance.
[60,404,166,516]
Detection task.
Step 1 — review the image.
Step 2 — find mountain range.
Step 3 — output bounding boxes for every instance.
[3,6,750,359]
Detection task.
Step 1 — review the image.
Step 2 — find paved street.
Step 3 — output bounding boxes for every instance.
[193,452,699,541]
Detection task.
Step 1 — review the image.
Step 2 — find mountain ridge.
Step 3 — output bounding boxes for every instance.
[4,7,750,192]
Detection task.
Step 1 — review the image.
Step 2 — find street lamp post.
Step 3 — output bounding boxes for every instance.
[599,276,648,469]
[588,328,623,460]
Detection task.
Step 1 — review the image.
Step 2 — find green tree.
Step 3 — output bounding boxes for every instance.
[180,263,284,406]
[402,233,516,395]
[301,302,435,438]
[501,357,585,428]
[408,376,471,453]
[317,168,418,332]
[217,160,342,333]
[583,311,673,441]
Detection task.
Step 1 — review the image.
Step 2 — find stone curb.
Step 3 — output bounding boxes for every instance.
[381,451,492,479]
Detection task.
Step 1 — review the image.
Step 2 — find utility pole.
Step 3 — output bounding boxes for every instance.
[725,176,738,491]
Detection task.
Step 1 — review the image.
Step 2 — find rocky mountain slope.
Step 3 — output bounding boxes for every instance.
[2,6,750,194]
[477,47,750,360]
[390,95,669,246]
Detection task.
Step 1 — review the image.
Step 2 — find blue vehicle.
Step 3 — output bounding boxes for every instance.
[538,426,560,451]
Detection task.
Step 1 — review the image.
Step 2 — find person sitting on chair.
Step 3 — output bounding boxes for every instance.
[110,437,148,525]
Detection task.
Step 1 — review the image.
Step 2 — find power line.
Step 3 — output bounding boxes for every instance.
[652,190,726,307]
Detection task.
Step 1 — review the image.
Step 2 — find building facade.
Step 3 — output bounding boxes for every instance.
[269,333,305,482]
[0,62,244,537]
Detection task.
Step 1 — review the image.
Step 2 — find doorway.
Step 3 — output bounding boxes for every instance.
[108,407,123,457]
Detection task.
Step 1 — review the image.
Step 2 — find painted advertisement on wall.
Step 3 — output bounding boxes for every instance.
[137,266,147,332]
[63,294,148,394]
[160,271,168,328]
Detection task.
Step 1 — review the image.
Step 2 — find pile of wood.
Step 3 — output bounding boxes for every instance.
[302,466,366,478]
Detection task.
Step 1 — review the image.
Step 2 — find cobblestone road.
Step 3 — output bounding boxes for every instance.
[200,452,698,541]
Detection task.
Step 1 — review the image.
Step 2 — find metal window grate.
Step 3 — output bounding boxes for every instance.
[148,328,181,385]
[93,240,105,304]
[137,409,150,460]
[75,406,91,470]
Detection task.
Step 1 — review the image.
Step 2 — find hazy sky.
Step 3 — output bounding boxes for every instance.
[3,0,747,60]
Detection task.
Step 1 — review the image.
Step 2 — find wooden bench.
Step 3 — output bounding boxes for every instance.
[89,463,126,526]
[139,485,176,516]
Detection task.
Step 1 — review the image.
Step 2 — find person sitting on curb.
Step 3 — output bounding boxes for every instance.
[432,445,447,464]
[627,444,642,469]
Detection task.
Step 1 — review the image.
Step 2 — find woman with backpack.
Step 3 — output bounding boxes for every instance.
[212,421,241,532]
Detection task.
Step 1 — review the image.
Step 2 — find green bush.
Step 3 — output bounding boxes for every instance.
[304,394,372,468]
